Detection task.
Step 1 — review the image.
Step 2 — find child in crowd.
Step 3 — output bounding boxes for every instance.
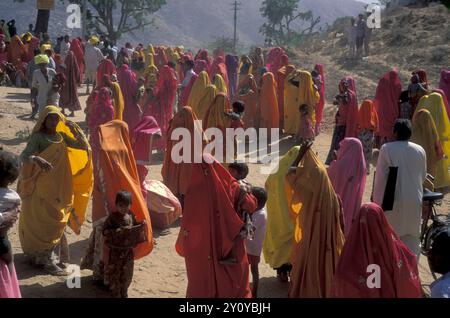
[297,104,315,143]
[225,101,245,130]
[399,90,413,120]
[0,150,21,273]
[228,162,252,191]
[245,187,267,298]
[102,190,147,298]
[48,73,66,107]
[429,228,450,298]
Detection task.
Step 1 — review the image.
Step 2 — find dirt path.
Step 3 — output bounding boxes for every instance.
[0,85,440,297]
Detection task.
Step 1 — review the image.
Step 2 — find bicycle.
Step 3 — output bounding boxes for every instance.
[421,188,450,279]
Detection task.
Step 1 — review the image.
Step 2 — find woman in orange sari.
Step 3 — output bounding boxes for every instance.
[276,63,295,130]
[285,142,345,298]
[259,72,279,130]
[7,35,26,67]
[238,74,258,129]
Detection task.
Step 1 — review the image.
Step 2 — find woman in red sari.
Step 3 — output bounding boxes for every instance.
[144,65,178,150]
[331,203,422,298]
[117,59,142,135]
[175,154,257,298]
[60,51,81,117]
[70,38,84,83]
[209,56,229,94]
[96,56,117,89]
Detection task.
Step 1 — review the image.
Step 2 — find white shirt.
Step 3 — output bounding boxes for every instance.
[373,141,427,238]
[84,44,104,70]
[0,188,21,225]
[32,68,57,112]
[245,207,267,256]
[181,69,196,89]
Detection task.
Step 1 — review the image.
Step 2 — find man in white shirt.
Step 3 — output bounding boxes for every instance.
[30,54,57,118]
[60,35,71,60]
[373,119,427,257]
[84,36,104,94]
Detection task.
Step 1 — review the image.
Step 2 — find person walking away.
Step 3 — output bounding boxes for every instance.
[357,100,379,174]
[84,36,104,94]
[373,119,426,257]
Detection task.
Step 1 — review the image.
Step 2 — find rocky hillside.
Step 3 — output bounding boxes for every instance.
[283,2,450,132]
[1,0,365,49]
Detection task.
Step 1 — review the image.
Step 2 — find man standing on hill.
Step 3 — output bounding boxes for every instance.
[356,14,366,58]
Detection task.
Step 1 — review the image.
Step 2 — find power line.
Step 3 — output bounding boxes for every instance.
[231,1,241,54]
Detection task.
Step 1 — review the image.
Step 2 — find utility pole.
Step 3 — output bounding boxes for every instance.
[231,1,241,54]
[82,0,87,41]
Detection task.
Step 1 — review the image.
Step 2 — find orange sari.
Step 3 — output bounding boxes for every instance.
[277,65,295,129]
[259,72,279,129]
[238,74,258,129]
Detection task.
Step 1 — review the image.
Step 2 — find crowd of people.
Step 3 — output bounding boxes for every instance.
[0,20,450,299]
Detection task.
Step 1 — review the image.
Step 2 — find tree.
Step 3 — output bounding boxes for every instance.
[15,0,166,42]
[259,0,321,45]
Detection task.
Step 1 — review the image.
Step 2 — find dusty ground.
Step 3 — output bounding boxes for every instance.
[0,85,444,298]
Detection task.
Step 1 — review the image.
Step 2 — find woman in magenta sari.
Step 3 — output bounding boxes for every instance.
[327,138,366,237]
[314,64,326,135]
[70,38,84,84]
[144,65,178,150]
[60,51,81,117]
[118,58,142,135]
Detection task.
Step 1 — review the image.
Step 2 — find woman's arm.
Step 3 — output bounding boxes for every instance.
[61,123,89,150]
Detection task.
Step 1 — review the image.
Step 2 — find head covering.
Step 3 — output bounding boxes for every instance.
[411,109,443,179]
[342,76,360,138]
[34,53,49,65]
[327,138,366,237]
[286,148,345,297]
[132,116,162,165]
[374,70,402,140]
[40,43,52,54]
[203,92,232,132]
[259,72,279,129]
[298,71,320,127]
[263,146,300,269]
[213,74,228,95]
[89,36,99,45]
[187,71,212,119]
[413,69,428,89]
[331,203,422,298]
[32,105,65,133]
[357,100,379,131]
[414,92,450,188]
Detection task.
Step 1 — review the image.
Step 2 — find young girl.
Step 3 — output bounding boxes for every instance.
[297,104,315,143]
[103,190,147,298]
[357,100,379,174]
[0,150,21,298]
[47,73,66,108]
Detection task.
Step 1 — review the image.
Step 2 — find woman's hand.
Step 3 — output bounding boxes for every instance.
[32,156,53,171]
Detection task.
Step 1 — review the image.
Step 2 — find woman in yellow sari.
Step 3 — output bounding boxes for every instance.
[18,106,92,276]
[213,74,228,96]
[285,142,345,298]
[414,92,450,189]
[263,146,300,282]
[187,71,215,120]
[284,70,320,136]
[238,74,258,129]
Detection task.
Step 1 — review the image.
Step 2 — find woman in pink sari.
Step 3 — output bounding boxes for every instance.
[118,59,142,135]
[132,116,162,198]
[70,38,85,83]
[331,203,422,298]
[314,64,326,135]
[266,47,284,74]
[209,56,229,93]
[327,138,366,237]
[374,70,402,145]
[144,65,178,150]
[195,49,212,73]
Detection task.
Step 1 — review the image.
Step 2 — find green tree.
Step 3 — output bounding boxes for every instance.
[259,0,321,45]
[15,0,166,42]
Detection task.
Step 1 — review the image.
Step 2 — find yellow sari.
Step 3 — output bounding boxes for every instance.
[18,106,93,253]
[263,146,300,269]
[414,93,450,188]
[213,74,228,96]
[111,82,125,121]
[187,71,213,119]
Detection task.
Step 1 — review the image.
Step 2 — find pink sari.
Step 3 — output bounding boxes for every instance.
[0,260,21,298]
[144,65,177,148]
[439,70,450,106]
[117,64,141,135]
[327,138,366,237]
[315,64,326,132]
[331,203,422,298]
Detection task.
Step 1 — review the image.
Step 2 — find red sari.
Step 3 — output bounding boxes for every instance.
[209,56,229,92]
[315,64,326,132]
[179,73,198,107]
[175,155,257,298]
[144,65,178,150]
[60,51,81,112]
[96,58,117,88]
[70,38,85,83]
[331,203,422,298]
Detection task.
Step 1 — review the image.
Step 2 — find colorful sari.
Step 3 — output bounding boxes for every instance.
[259,72,279,129]
[18,106,92,256]
[118,64,141,134]
[187,71,214,120]
[213,74,228,96]
[439,70,450,106]
[263,146,299,269]
[276,64,295,129]
[331,203,422,298]
[60,51,81,112]
[327,138,366,237]
[414,92,450,188]
[357,100,379,172]
[175,154,257,298]
[266,47,284,74]
[209,56,229,95]
[7,35,26,66]
[238,74,258,129]
[0,260,21,298]
[315,64,326,133]
[70,38,84,83]
[179,73,198,108]
[286,149,345,298]
[374,70,402,142]
[96,58,116,89]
